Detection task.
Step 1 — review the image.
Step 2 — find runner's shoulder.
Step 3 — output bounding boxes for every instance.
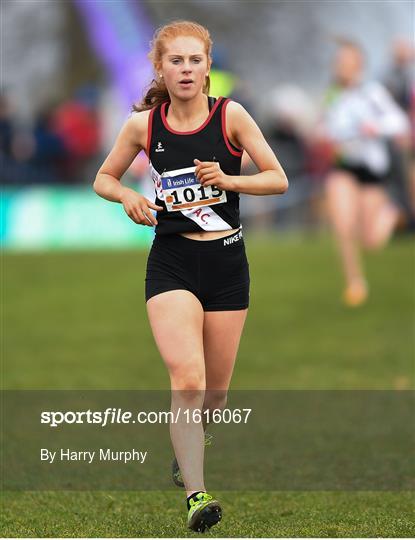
[225,99,246,117]
[223,99,251,131]
[123,108,152,147]
[226,99,258,126]
[129,108,152,131]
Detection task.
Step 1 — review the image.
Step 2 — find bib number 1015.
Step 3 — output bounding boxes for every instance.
[160,165,227,212]
[169,184,223,205]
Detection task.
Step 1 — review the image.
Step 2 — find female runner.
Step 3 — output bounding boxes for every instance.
[93,20,288,532]
[322,40,409,306]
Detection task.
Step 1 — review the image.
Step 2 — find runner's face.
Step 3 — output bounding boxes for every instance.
[334,47,363,86]
[160,36,210,100]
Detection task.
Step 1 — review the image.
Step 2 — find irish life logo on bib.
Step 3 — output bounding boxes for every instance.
[161,166,227,212]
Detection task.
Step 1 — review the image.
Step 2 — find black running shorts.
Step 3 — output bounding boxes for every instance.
[145,228,250,311]
[334,163,387,185]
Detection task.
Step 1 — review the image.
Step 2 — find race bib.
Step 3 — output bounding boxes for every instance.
[161,166,227,212]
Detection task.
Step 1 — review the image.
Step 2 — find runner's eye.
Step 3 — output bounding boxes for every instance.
[171,58,201,64]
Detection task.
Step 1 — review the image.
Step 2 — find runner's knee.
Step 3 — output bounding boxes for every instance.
[203,389,228,412]
[170,371,206,393]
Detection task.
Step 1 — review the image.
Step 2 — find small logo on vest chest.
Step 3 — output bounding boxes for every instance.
[155,141,165,153]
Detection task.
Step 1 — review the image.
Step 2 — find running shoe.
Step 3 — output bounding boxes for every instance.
[172,432,213,487]
[343,280,368,307]
[187,492,222,532]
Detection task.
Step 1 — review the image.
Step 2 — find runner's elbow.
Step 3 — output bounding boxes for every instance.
[274,172,289,194]
[93,175,102,196]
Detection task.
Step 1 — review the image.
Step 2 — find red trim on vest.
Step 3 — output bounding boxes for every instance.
[146,106,155,159]
[160,96,223,135]
[221,98,243,157]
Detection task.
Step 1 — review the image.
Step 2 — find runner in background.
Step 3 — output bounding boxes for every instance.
[320,39,410,307]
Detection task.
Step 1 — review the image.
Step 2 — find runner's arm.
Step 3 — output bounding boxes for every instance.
[227,102,288,195]
[93,111,163,226]
[93,112,148,203]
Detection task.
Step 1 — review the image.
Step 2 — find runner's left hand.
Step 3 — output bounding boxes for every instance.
[194,159,234,190]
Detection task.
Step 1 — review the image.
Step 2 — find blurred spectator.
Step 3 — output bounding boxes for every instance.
[382,38,415,222]
[0,86,105,185]
[31,107,67,182]
[267,85,312,180]
[383,38,414,113]
[410,86,415,212]
[264,85,317,228]
[51,85,102,183]
[0,91,38,185]
[0,92,14,158]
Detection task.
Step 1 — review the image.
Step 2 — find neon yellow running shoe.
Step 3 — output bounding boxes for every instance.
[187,492,222,532]
[172,433,213,488]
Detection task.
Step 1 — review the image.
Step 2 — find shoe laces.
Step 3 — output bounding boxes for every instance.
[189,492,212,508]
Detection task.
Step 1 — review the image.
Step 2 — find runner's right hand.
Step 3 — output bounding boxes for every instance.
[120,187,163,226]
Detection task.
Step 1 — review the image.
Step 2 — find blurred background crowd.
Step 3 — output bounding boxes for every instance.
[1,0,414,246]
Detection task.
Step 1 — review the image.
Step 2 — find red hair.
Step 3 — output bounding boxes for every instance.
[133,20,212,112]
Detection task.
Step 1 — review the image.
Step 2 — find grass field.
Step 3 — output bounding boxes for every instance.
[2,233,414,537]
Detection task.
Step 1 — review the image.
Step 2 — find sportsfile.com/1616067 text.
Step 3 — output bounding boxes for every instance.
[40,408,252,428]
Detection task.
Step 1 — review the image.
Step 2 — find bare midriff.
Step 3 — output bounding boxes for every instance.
[179,228,240,241]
